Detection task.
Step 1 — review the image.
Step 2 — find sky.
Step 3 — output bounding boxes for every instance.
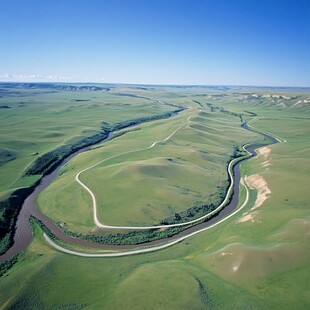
[0,0,309,86]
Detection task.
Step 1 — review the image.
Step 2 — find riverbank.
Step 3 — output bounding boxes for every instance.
[0,114,280,262]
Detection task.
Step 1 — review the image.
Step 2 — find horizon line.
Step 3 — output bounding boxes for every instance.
[0,80,309,89]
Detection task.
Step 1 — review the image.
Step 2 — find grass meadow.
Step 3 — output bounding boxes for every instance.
[37,104,258,231]
[0,84,309,309]
[0,85,173,200]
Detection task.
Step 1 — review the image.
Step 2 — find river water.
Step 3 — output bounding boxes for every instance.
[0,123,278,261]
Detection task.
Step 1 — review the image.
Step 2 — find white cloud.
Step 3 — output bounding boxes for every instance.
[0,74,71,82]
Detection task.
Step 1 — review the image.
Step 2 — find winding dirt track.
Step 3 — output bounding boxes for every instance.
[76,113,252,230]
[44,179,249,257]
[76,114,192,229]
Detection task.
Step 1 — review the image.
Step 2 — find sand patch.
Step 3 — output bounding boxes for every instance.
[292,100,302,107]
[245,174,271,210]
[292,99,310,107]
[258,146,271,160]
[261,159,272,168]
[236,174,271,224]
[237,212,256,223]
[232,259,243,273]
[259,146,272,169]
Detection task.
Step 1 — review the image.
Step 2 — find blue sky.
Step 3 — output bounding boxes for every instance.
[0,0,309,86]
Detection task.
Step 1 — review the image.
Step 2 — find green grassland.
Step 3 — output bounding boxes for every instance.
[0,84,174,197]
[0,84,309,309]
[37,105,258,231]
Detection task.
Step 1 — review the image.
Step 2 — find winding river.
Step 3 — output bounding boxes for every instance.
[0,119,279,261]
